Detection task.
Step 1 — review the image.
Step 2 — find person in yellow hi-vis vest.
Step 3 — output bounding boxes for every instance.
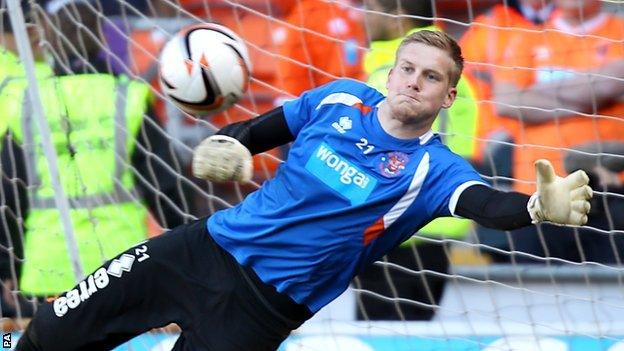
[0,0,185,316]
[0,0,54,318]
[356,0,480,320]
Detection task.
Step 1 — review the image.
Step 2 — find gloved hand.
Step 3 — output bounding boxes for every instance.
[192,135,253,183]
[527,159,593,225]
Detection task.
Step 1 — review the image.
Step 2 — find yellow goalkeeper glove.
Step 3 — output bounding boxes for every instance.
[192,135,253,183]
[527,159,593,225]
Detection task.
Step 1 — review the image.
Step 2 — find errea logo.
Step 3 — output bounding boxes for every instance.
[332,116,352,134]
[53,267,110,317]
[53,244,150,317]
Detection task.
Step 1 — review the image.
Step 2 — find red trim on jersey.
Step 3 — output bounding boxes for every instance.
[352,102,372,115]
[363,217,385,246]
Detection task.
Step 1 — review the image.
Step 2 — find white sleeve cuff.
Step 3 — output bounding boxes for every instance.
[449,181,488,217]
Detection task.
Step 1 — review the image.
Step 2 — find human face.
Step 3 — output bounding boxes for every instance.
[384,42,457,126]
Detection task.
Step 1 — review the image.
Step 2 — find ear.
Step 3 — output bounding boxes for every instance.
[386,68,394,91]
[441,86,457,109]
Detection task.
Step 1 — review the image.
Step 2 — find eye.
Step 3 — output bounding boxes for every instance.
[401,66,414,73]
[426,73,440,81]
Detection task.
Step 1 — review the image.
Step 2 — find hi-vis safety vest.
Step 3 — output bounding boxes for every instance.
[364,26,480,241]
[0,74,151,295]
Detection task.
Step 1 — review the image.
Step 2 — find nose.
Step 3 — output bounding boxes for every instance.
[407,75,421,91]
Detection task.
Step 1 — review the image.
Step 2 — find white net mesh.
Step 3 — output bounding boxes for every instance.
[1,0,624,350]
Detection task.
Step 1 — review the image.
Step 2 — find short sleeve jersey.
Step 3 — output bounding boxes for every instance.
[208,79,484,312]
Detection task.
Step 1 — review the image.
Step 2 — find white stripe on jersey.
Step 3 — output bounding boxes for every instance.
[314,93,363,110]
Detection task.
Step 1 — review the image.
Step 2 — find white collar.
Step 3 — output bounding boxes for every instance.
[419,130,434,145]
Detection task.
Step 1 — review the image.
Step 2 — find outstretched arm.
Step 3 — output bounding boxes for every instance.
[215,106,294,154]
[456,160,593,230]
[192,107,294,182]
[455,185,532,230]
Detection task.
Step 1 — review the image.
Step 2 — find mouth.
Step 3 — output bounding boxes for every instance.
[399,93,419,102]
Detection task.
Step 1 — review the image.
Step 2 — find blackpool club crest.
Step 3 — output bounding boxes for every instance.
[378,151,409,177]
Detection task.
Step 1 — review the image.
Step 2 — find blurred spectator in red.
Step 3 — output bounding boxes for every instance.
[460,0,554,185]
[490,0,624,263]
[272,0,367,98]
[493,0,624,195]
[459,0,555,262]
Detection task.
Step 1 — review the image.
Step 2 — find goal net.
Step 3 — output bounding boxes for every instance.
[2,0,624,350]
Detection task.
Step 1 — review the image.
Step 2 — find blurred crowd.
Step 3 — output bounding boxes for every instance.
[1,0,624,322]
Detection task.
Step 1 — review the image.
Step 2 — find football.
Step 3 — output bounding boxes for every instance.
[158,23,252,114]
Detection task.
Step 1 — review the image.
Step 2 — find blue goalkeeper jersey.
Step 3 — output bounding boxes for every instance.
[208,79,485,312]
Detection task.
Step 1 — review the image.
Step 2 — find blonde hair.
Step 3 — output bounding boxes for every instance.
[396,30,463,87]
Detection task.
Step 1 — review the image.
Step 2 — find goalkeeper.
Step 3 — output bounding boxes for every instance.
[17,30,592,351]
